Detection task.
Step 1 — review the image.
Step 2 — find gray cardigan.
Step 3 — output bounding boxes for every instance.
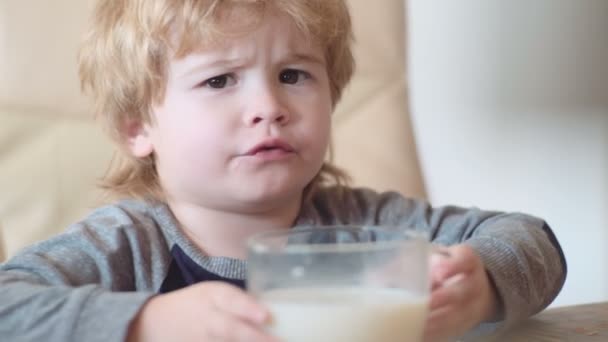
[0,187,566,341]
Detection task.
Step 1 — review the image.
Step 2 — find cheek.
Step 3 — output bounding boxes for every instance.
[316,115,332,146]
[177,127,227,164]
[300,108,331,159]
[311,101,332,139]
[155,116,231,171]
[157,130,228,191]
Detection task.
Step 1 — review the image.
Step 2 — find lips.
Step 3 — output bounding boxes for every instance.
[245,138,295,156]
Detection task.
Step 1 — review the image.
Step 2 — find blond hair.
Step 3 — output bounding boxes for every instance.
[79,0,354,201]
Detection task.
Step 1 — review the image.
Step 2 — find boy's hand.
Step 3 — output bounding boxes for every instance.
[128,282,279,342]
[423,244,499,342]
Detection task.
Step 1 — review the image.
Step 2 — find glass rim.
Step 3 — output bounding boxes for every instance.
[247,225,429,254]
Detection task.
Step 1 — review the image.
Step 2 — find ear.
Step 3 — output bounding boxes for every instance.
[124,120,154,158]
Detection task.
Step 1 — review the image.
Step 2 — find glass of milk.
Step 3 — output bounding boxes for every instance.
[247,226,430,342]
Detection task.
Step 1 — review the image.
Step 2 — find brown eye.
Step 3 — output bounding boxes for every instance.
[201,74,236,89]
[206,76,228,88]
[279,69,309,84]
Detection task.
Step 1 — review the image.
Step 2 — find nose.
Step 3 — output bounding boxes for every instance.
[245,84,290,126]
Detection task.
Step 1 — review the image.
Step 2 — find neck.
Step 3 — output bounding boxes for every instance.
[168,196,302,259]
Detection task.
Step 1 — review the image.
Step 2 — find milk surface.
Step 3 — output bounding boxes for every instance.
[261,287,428,342]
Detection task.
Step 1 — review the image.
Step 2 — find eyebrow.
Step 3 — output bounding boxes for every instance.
[177,52,326,78]
[178,57,246,78]
[285,53,326,66]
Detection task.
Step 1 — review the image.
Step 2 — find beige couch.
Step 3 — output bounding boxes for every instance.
[0,0,425,261]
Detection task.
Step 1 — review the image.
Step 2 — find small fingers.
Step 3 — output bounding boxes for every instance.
[429,273,468,310]
[207,310,279,342]
[430,248,450,289]
[425,271,484,341]
[424,305,463,342]
[201,282,270,324]
[431,244,480,283]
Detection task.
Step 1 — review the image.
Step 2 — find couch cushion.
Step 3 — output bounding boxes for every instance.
[0,109,113,257]
[333,1,425,197]
[0,0,94,117]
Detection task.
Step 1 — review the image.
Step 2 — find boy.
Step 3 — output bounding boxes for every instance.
[0,0,565,341]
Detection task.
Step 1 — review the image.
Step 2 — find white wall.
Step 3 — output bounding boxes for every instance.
[407,0,608,307]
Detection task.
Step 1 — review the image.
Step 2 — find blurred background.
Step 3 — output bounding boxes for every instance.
[408,0,608,307]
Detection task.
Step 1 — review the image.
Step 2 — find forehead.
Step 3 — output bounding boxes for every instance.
[168,15,326,78]
[170,3,322,59]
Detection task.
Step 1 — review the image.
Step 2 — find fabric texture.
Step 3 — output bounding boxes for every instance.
[0,187,566,342]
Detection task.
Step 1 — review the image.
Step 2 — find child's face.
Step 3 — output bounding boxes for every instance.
[131,12,332,211]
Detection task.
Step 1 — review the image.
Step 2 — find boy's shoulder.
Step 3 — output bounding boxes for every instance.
[68,198,170,236]
[6,199,173,267]
[301,186,420,225]
[311,185,411,206]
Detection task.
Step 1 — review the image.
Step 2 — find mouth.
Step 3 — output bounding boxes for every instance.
[245,139,295,156]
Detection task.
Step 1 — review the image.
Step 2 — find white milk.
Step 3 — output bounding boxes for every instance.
[261,287,428,342]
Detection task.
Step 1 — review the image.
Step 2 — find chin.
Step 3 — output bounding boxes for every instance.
[237,183,304,209]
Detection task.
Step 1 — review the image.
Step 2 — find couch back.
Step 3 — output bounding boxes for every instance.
[0,0,425,261]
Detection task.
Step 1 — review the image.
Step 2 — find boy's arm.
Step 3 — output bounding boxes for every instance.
[344,189,566,328]
[414,204,564,325]
[390,192,564,327]
[0,205,168,342]
[0,272,152,342]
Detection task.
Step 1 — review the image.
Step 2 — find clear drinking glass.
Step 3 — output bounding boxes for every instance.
[247,225,430,342]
